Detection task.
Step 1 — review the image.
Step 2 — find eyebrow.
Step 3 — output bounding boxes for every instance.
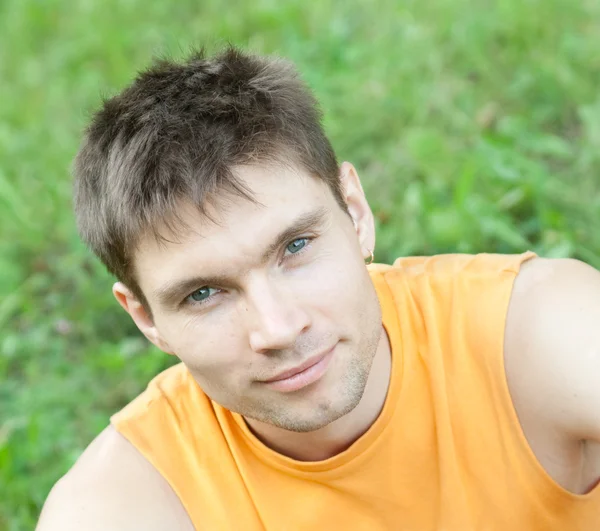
[153,206,329,309]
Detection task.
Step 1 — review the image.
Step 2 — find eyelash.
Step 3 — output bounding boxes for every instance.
[183,236,315,307]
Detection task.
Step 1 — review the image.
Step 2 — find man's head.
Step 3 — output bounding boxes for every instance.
[73,47,383,432]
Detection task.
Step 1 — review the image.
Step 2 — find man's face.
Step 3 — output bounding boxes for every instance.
[128,163,383,432]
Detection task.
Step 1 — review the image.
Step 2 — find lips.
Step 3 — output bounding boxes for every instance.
[258,344,337,393]
[262,348,333,383]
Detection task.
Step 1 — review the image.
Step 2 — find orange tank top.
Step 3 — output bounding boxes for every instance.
[111,252,600,530]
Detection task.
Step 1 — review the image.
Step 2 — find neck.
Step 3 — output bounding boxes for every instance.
[245,326,392,461]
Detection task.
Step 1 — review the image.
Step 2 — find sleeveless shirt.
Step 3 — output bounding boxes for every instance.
[111,252,600,529]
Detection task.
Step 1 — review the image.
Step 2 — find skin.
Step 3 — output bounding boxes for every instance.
[505,257,600,494]
[37,162,600,530]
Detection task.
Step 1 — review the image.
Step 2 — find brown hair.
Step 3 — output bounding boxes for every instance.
[73,46,345,309]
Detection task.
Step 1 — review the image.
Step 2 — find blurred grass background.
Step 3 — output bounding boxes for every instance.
[2,0,600,528]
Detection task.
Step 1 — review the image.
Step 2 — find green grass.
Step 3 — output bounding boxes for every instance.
[2,0,600,528]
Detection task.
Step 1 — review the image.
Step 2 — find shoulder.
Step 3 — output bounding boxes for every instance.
[505,256,600,440]
[507,254,598,301]
[388,251,537,282]
[37,425,194,531]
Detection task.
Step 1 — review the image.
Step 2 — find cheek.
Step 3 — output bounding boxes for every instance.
[159,313,248,376]
[294,249,370,317]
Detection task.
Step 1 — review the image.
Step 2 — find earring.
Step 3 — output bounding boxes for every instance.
[365,249,374,265]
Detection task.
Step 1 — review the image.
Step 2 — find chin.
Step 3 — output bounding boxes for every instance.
[257,381,368,433]
[286,400,362,433]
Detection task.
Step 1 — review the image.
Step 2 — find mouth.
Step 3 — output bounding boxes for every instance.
[260,344,337,393]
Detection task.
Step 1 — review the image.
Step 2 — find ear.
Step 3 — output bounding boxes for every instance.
[339,161,376,259]
[112,282,175,355]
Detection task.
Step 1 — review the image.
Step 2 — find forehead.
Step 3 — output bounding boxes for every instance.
[133,164,337,293]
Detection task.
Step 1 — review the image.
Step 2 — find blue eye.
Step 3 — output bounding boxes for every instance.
[188,287,216,303]
[286,238,308,254]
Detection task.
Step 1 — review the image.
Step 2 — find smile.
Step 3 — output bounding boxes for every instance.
[260,345,336,393]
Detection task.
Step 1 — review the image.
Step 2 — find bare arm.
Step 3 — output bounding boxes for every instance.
[37,426,195,531]
[505,257,600,492]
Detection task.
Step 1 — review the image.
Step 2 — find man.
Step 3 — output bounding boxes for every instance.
[38,47,600,530]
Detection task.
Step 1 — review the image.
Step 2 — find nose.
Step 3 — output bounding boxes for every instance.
[245,277,311,354]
